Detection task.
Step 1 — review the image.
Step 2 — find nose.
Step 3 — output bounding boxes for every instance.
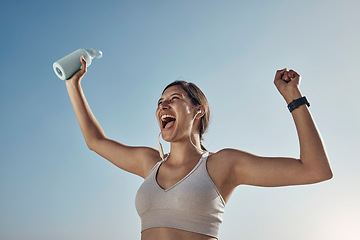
[159,100,170,110]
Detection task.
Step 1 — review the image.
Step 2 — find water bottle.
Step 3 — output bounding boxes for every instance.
[53,48,103,80]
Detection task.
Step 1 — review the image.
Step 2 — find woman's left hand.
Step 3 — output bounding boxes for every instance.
[274,68,303,104]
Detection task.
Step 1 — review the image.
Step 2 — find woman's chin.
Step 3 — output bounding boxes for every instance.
[161,128,178,142]
[161,132,173,142]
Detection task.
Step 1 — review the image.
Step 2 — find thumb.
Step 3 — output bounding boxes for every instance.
[80,56,87,71]
[75,56,87,77]
[274,68,287,80]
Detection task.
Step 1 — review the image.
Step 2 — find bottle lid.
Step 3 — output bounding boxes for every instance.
[85,48,103,59]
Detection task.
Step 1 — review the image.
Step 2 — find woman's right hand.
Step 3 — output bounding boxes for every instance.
[66,56,87,85]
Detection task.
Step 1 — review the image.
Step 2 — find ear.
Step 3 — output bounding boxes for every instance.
[196,105,206,119]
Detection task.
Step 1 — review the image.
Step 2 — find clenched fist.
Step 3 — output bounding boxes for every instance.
[274,68,303,104]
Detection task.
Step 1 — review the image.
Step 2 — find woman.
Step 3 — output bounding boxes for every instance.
[66,56,332,240]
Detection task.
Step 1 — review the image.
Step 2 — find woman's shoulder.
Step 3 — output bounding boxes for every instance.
[207,149,238,172]
[137,147,163,178]
[208,148,252,172]
[209,148,247,160]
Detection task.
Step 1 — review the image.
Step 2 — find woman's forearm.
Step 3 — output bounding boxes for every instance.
[287,90,333,180]
[66,80,106,148]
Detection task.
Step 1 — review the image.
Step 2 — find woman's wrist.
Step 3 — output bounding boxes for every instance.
[283,87,302,104]
[65,78,82,88]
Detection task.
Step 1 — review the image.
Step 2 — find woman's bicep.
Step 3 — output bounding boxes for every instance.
[90,138,161,178]
[223,149,322,187]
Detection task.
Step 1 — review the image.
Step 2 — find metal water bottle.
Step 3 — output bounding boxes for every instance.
[53,48,103,80]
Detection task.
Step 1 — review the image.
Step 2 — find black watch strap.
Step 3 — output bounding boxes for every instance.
[287,96,310,113]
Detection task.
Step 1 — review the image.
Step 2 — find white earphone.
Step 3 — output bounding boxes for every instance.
[189,109,205,153]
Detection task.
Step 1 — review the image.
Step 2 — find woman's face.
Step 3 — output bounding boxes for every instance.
[156,85,198,142]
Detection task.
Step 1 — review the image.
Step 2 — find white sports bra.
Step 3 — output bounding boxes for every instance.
[135,152,226,239]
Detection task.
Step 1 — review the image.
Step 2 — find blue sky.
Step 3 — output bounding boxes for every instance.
[1,0,359,239]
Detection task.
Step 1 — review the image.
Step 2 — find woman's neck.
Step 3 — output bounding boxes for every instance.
[168,134,204,164]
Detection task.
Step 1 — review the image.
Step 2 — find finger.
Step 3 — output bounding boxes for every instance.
[274,68,287,80]
[80,56,87,73]
[289,69,299,78]
[80,56,87,68]
[288,70,294,79]
[282,71,290,82]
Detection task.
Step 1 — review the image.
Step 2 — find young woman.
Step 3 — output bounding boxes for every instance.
[66,56,332,240]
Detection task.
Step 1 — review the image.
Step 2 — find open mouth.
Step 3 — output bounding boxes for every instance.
[161,114,176,129]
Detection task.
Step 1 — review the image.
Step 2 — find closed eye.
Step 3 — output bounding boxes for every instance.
[157,93,183,106]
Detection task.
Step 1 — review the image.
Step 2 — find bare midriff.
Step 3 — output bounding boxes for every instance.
[141,227,217,240]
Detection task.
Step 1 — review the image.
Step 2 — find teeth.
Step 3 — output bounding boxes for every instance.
[161,114,176,120]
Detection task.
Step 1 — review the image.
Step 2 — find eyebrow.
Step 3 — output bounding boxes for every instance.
[158,93,183,103]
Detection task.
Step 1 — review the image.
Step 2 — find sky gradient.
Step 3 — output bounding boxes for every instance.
[1,0,359,239]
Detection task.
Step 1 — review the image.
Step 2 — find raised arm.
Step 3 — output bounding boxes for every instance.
[223,68,332,187]
[65,57,160,178]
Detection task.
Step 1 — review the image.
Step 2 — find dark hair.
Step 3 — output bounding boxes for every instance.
[162,81,210,141]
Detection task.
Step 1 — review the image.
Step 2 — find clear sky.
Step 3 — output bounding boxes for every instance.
[1,0,359,239]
